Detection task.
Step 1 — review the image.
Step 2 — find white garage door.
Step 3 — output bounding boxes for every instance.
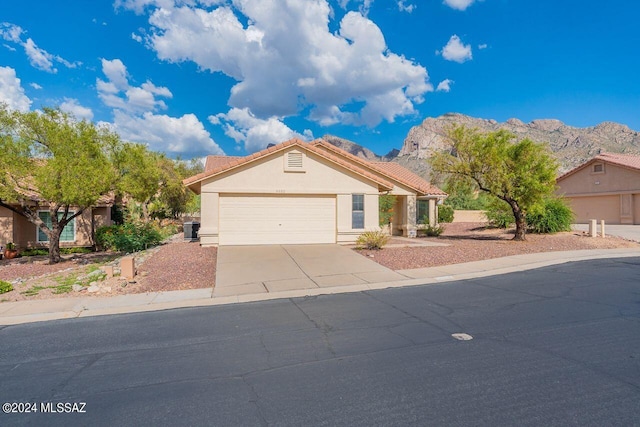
[219,195,336,245]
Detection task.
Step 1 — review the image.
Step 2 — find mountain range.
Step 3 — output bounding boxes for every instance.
[323,113,640,179]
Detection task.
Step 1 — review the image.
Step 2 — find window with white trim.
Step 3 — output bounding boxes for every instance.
[352,194,364,229]
[37,211,76,242]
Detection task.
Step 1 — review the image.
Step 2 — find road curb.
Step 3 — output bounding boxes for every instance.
[1,249,638,326]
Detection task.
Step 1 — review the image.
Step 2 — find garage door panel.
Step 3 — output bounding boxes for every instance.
[219,195,336,245]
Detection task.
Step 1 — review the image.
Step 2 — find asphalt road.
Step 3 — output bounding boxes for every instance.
[2,257,640,426]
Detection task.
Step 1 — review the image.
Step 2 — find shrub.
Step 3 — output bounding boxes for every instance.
[0,280,13,294]
[423,224,445,237]
[61,247,93,255]
[356,230,390,250]
[20,248,49,257]
[96,223,163,253]
[526,197,574,234]
[437,205,454,223]
[485,197,514,229]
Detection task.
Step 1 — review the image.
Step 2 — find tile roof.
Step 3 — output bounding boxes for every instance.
[183,138,394,191]
[370,162,447,196]
[312,140,447,196]
[204,155,242,172]
[557,152,640,181]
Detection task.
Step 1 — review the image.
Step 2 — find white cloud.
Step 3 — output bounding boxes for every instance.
[96,58,223,156]
[443,0,476,11]
[439,34,472,63]
[108,110,224,156]
[436,79,453,92]
[120,0,431,129]
[397,1,416,13]
[23,38,56,72]
[478,43,488,50]
[0,22,23,42]
[210,107,312,153]
[30,82,43,89]
[97,58,172,113]
[0,66,32,112]
[131,32,143,42]
[59,98,94,120]
[1,22,81,73]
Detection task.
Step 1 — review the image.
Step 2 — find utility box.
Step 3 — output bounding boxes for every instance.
[184,221,200,242]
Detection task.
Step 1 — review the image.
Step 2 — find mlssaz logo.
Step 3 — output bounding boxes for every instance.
[40,402,87,413]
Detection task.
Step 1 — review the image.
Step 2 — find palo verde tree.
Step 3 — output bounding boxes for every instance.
[0,105,119,263]
[430,125,558,241]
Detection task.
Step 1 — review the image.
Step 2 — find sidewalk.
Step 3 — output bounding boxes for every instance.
[1,248,638,326]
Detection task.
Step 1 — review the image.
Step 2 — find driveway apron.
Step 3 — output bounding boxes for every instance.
[214,244,407,297]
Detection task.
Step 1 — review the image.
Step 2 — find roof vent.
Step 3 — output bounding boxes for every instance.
[285,151,305,172]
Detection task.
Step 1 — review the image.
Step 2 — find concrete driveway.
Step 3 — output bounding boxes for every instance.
[572,224,640,241]
[215,244,408,297]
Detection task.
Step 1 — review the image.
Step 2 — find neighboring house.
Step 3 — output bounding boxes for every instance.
[183,138,446,246]
[0,195,113,249]
[556,153,640,224]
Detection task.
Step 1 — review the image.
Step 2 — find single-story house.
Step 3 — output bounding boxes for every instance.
[183,138,446,246]
[556,152,640,224]
[0,195,113,250]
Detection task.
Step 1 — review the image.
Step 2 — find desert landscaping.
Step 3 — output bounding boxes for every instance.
[1,222,637,303]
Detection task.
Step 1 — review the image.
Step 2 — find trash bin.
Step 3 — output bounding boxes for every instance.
[184,221,200,242]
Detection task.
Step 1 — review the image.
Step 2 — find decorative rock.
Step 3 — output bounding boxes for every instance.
[101,286,112,293]
[72,284,86,292]
[87,285,100,293]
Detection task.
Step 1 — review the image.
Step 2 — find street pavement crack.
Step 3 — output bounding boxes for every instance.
[364,291,464,334]
[290,298,336,357]
[241,375,269,427]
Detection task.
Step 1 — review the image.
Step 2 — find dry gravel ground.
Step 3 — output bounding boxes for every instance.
[0,237,216,302]
[357,222,640,270]
[1,224,637,302]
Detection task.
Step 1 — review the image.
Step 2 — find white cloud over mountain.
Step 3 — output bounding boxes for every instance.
[210,108,313,153]
[117,0,431,143]
[436,79,453,92]
[439,34,472,63]
[96,58,224,156]
[0,66,32,111]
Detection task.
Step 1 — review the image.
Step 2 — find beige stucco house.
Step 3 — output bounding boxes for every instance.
[556,153,640,224]
[183,138,446,246]
[0,198,113,250]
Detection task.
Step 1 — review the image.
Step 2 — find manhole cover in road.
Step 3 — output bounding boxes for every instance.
[451,333,473,341]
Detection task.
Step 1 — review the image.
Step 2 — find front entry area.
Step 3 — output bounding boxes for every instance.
[218,195,337,245]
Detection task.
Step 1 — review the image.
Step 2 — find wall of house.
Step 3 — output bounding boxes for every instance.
[558,162,640,195]
[557,162,640,224]
[0,207,14,246]
[199,147,380,246]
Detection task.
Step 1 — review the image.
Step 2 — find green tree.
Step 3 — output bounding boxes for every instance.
[430,126,558,240]
[378,194,396,227]
[0,106,119,263]
[115,143,162,221]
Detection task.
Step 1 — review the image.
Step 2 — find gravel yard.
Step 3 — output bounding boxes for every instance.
[0,237,216,302]
[356,222,640,270]
[1,223,637,303]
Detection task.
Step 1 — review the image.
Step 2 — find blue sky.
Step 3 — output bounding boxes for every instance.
[1,0,639,159]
